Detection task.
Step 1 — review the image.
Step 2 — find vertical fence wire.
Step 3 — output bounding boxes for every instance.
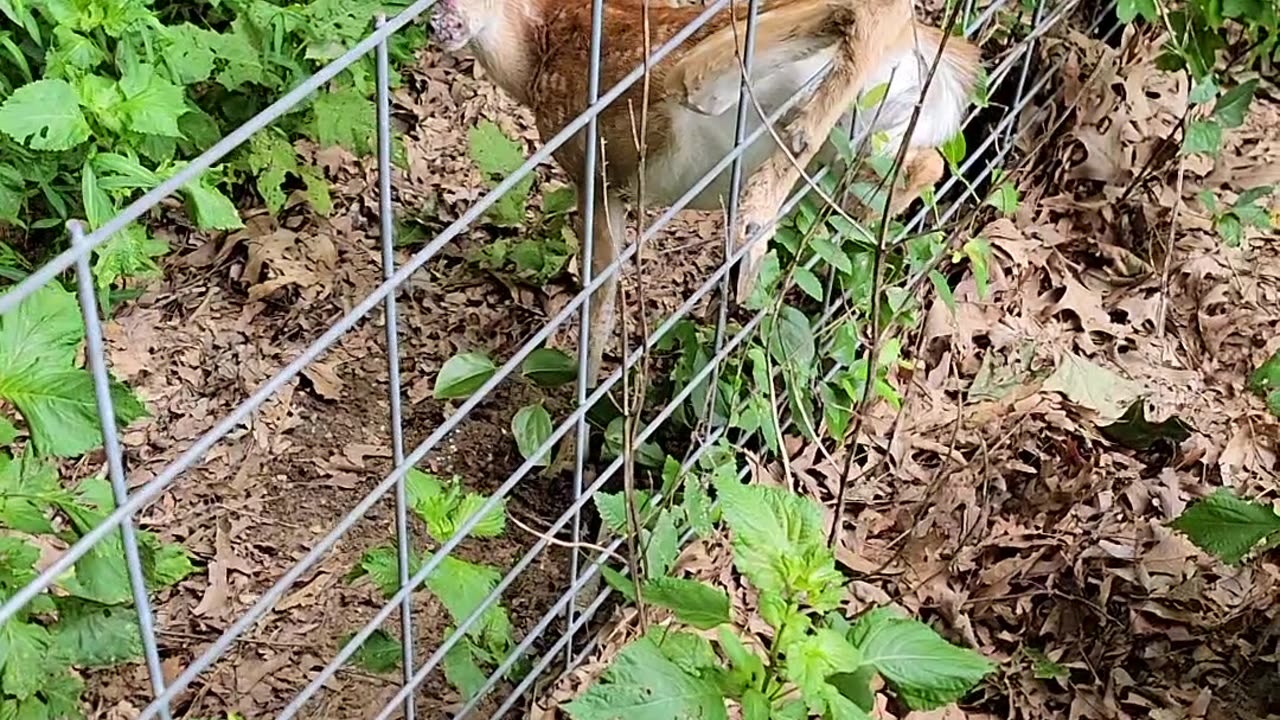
[710,0,763,444]
[374,13,419,720]
[568,0,611,669]
[68,221,173,720]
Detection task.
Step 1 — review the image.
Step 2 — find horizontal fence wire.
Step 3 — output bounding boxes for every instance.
[0,0,1108,714]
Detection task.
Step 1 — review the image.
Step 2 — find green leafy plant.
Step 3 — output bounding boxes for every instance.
[1249,348,1280,416]
[466,120,577,285]
[432,345,668,469]
[567,475,995,719]
[0,0,427,291]
[1171,487,1280,564]
[0,285,195,719]
[345,468,522,698]
[1197,185,1275,246]
[0,283,144,457]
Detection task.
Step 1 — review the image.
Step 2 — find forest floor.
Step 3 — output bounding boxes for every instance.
[80,7,1279,720]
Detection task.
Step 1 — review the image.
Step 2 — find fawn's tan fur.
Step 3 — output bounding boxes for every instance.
[431,0,982,387]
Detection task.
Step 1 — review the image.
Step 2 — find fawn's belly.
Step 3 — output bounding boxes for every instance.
[640,54,835,212]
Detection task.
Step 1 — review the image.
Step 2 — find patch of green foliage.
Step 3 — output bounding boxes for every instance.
[568,466,994,719]
[0,0,428,292]
[1172,487,1280,565]
[465,120,577,286]
[345,468,525,699]
[1118,0,1278,242]
[0,283,197,719]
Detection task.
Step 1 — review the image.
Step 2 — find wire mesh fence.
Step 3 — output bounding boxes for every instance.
[0,0,1113,716]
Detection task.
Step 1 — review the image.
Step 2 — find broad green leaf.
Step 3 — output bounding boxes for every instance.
[641,576,729,629]
[984,181,1019,214]
[1248,349,1280,396]
[793,266,824,301]
[713,476,843,607]
[350,545,420,597]
[810,235,853,274]
[442,638,488,699]
[49,598,143,666]
[434,352,497,399]
[741,690,770,720]
[246,131,299,214]
[716,625,766,684]
[541,184,577,215]
[425,556,512,647]
[35,669,82,720]
[92,224,169,291]
[0,368,144,457]
[412,470,466,539]
[118,65,185,137]
[521,348,577,386]
[683,473,713,537]
[0,451,66,533]
[449,491,507,539]
[0,536,39,591]
[562,636,729,720]
[0,620,51,699]
[593,490,652,535]
[81,161,115,229]
[47,26,105,76]
[762,305,815,370]
[299,165,333,216]
[1170,488,1280,564]
[850,607,995,710]
[1189,76,1219,104]
[644,509,681,578]
[0,79,90,150]
[602,417,664,468]
[1115,0,1157,21]
[828,665,879,711]
[512,403,554,466]
[468,120,533,225]
[859,82,890,111]
[646,627,719,675]
[148,541,197,588]
[310,87,376,153]
[468,120,526,176]
[161,23,218,85]
[181,174,243,230]
[1182,119,1223,156]
[342,629,402,674]
[1213,79,1258,129]
[0,283,81,370]
[940,132,966,166]
[601,565,637,602]
[782,628,864,714]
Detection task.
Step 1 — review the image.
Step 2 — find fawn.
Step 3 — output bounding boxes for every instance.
[431,0,982,388]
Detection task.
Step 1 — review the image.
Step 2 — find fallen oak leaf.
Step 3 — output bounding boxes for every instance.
[1042,352,1144,423]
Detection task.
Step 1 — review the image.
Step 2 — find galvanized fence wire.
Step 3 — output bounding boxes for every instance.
[0,0,1106,714]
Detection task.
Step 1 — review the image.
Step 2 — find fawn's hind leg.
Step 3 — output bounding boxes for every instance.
[549,179,626,473]
[732,0,913,302]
